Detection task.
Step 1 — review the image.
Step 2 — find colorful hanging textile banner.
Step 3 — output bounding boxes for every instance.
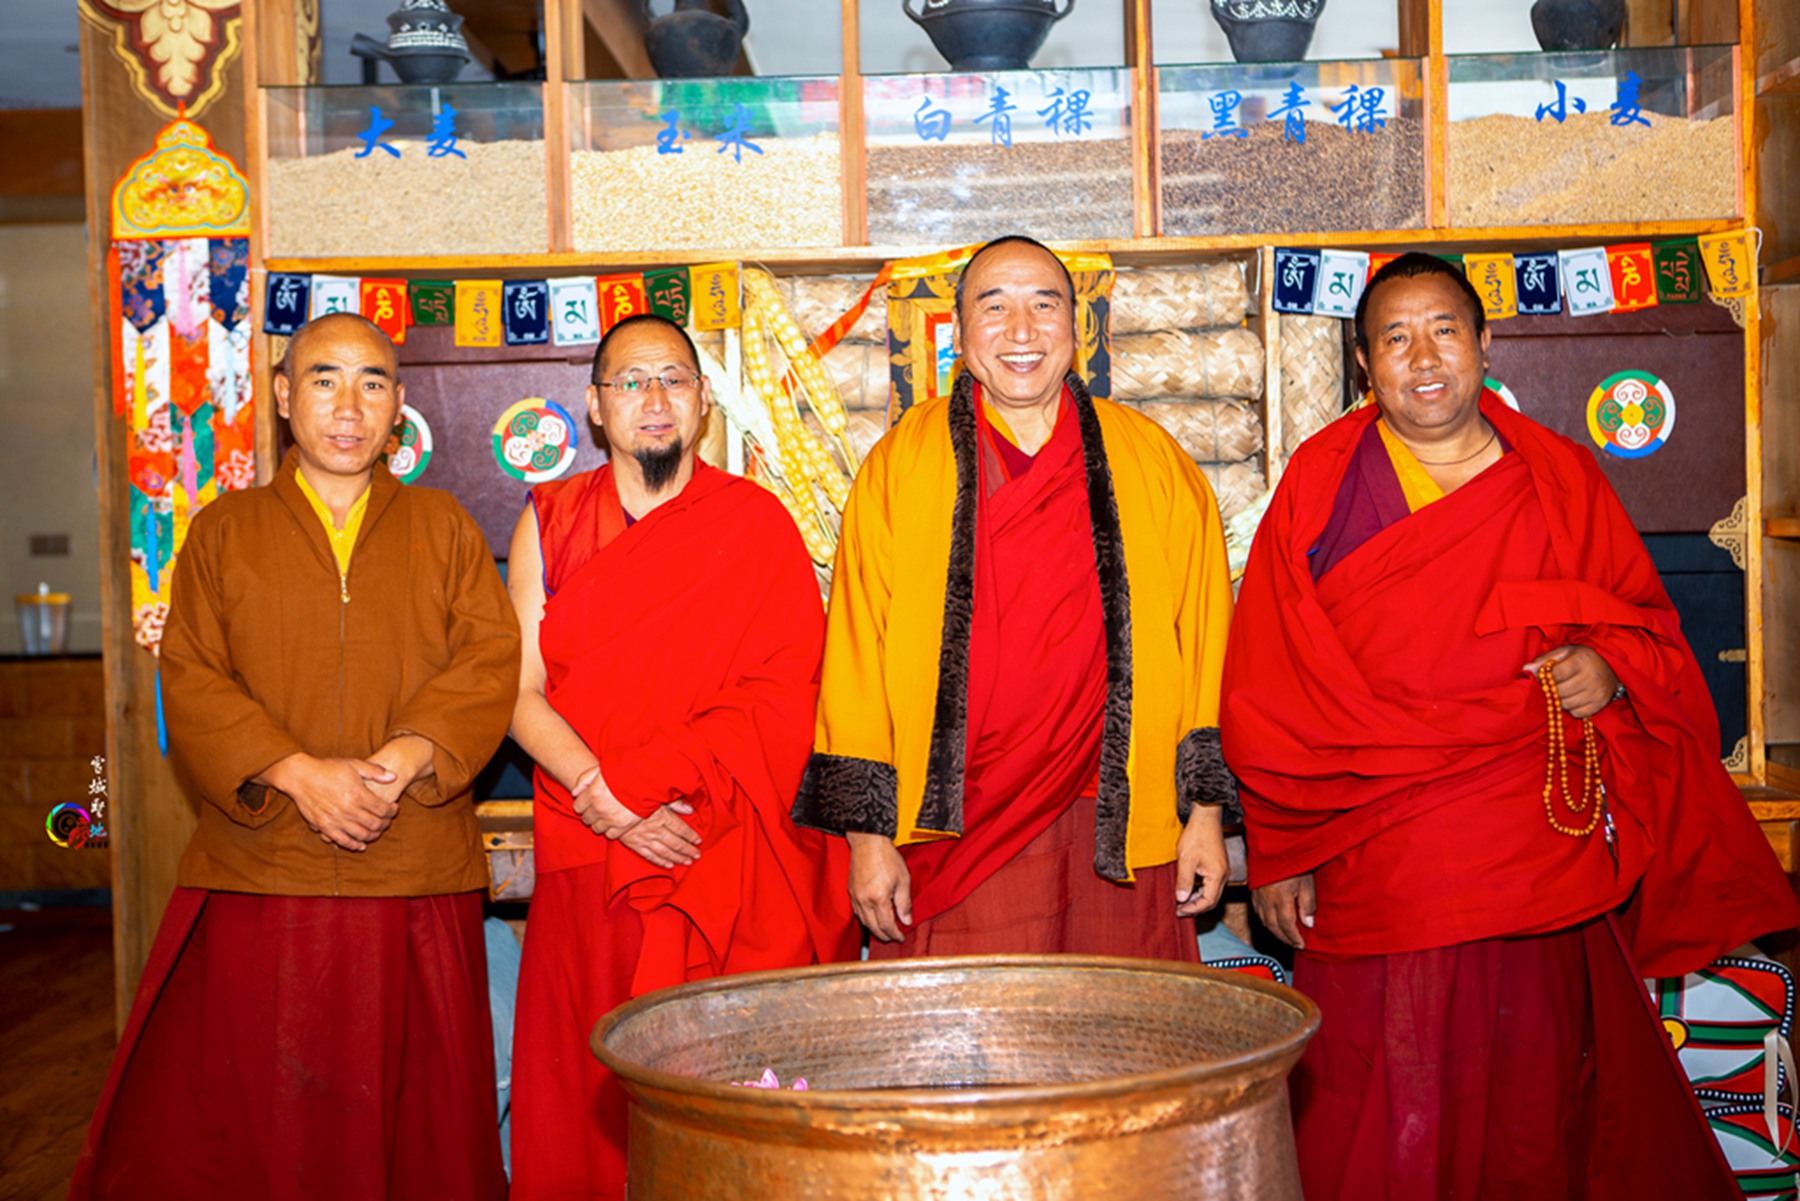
[1605,242,1658,313]
[689,262,741,331]
[502,280,551,346]
[550,277,601,346]
[455,279,503,348]
[108,117,254,657]
[1463,252,1519,320]
[411,281,455,326]
[596,273,649,333]
[1653,239,1704,305]
[360,278,409,344]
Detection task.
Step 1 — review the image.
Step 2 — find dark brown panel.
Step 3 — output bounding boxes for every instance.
[1487,302,1744,533]
[395,324,606,556]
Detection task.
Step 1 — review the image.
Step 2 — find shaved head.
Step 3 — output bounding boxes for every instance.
[280,312,397,380]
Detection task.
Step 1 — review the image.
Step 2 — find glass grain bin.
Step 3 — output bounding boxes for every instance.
[1445,46,1740,227]
[863,68,1134,245]
[1158,58,1426,237]
[263,83,547,258]
[568,77,842,252]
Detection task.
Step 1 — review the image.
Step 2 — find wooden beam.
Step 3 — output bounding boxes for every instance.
[0,110,85,199]
[840,0,867,246]
[1126,0,1158,239]
[581,0,654,80]
[1623,0,1678,46]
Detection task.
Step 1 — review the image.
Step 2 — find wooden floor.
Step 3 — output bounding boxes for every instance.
[0,907,114,1201]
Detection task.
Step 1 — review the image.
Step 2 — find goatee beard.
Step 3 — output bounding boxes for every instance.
[634,442,685,493]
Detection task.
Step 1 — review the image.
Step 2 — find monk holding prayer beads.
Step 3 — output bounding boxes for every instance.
[794,235,1236,959]
[1223,252,1799,1200]
[506,313,854,1201]
[71,312,520,1201]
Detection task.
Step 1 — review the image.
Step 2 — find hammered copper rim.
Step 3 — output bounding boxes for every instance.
[592,953,1320,1113]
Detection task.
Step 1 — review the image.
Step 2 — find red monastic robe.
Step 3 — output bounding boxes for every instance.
[509,464,855,1201]
[1223,396,1798,1198]
[872,399,1194,959]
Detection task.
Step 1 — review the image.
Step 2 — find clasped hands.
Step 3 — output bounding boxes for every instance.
[569,764,700,870]
[263,733,434,852]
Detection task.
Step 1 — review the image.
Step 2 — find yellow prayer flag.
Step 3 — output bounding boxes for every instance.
[688,263,741,331]
[1696,231,1755,299]
[454,279,504,348]
[1462,253,1518,320]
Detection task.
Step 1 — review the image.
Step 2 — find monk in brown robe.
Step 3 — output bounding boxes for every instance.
[69,313,520,1201]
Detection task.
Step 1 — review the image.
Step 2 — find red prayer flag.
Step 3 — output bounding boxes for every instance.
[1605,243,1657,313]
[596,274,648,333]
[1367,252,1401,282]
[360,278,409,344]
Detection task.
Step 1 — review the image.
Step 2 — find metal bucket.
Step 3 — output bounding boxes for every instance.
[593,954,1319,1199]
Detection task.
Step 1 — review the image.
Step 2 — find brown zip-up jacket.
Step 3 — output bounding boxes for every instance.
[161,451,520,897]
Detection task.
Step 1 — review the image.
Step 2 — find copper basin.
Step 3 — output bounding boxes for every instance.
[592,954,1320,1199]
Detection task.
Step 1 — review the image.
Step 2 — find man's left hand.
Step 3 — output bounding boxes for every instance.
[1174,805,1228,917]
[363,734,437,807]
[1523,645,1621,720]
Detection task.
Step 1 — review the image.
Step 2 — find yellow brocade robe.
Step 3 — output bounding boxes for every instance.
[792,370,1238,880]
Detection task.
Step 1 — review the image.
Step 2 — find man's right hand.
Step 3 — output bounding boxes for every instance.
[1252,873,1317,950]
[263,753,399,852]
[847,832,913,943]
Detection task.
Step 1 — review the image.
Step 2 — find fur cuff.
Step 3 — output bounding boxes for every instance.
[791,753,899,837]
[1176,728,1241,826]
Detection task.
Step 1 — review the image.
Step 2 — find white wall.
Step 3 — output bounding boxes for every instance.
[0,223,101,655]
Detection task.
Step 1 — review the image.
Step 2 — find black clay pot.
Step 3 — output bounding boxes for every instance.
[1209,0,1326,64]
[1530,0,1625,51]
[904,0,1076,72]
[349,0,471,84]
[644,0,750,78]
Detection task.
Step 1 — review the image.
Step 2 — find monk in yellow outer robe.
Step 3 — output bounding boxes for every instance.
[793,236,1237,956]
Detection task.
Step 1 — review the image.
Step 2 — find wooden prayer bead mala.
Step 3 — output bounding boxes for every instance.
[1538,661,1604,838]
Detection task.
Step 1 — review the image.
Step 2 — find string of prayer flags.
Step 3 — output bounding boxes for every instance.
[454,279,503,348]
[1312,250,1369,318]
[411,281,454,326]
[646,268,692,326]
[1463,253,1519,320]
[1366,251,1400,281]
[309,275,358,320]
[550,277,601,346]
[360,278,409,344]
[1653,239,1703,305]
[1605,243,1657,313]
[1271,247,1321,314]
[1697,230,1755,299]
[502,280,550,346]
[689,262,741,330]
[597,274,649,332]
[264,272,310,335]
[1514,252,1562,316]
[1558,247,1615,317]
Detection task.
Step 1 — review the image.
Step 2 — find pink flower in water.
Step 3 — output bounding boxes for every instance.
[734,1069,808,1090]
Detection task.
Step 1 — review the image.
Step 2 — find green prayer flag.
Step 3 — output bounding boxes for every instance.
[1653,239,1703,305]
[411,281,454,325]
[645,268,692,327]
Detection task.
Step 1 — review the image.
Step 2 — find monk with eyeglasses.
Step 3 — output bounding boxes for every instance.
[505,314,855,1199]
